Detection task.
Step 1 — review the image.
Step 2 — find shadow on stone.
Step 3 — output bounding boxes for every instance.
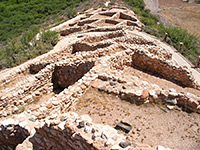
[72,42,112,54]
[0,124,30,150]
[29,62,50,74]
[52,61,94,94]
[29,123,97,150]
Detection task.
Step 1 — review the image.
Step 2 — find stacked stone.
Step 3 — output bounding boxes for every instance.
[0,118,30,150]
[0,64,55,118]
[132,48,197,88]
[92,69,200,113]
[0,40,124,118]
[0,112,172,150]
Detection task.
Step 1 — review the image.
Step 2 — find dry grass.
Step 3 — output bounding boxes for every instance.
[161,7,200,39]
[158,0,198,8]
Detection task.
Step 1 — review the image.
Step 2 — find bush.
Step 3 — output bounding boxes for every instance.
[0,0,82,43]
[124,0,145,9]
[41,30,59,46]
[0,30,59,69]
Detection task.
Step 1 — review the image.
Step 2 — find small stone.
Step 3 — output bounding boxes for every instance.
[135,90,142,97]
[119,141,131,148]
[161,88,169,97]
[80,85,87,90]
[166,105,174,110]
[91,81,99,88]
[169,88,176,93]
[165,97,177,105]
[153,95,158,100]
[34,91,40,96]
[84,126,91,133]
[149,90,156,96]
[29,118,36,122]
[3,102,8,107]
[187,98,199,109]
[77,121,85,128]
[141,89,149,99]
[141,81,149,87]
[152,84,160,89]
[52,101,59,106]
[98,86,106,91]
[14,107,19,112]
[1,96,6,100]
[58,122,65,130]
[46,103,53,109]
[101,132,108,139]
[110,81,116,86]
[91,128,96,133]
[169,92,178,97]
[13,92,18,97]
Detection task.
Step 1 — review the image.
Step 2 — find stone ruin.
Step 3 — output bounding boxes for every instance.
[0,6,200,150]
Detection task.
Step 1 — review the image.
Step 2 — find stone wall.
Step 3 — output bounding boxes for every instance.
[72,42,112,53]
[52,60,95,90]
[0,124,30,150]
[61,27,82,36]
[92,68,200,113]
[0,112,162,150]
[119,12,138,22]
[29,62,50,74]
[132,49,197,88]
[29,123,98,150]
[82,30,125,43]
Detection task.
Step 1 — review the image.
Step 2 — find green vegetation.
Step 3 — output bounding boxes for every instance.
[0,0,85,69]
[196,0,200,4]
[0,29,58,69]
[0,0,84,43]
[124,0,200,65]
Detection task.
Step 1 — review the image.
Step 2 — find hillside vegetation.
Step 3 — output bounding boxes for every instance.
[0,0,84,43]
[0,0,85,69]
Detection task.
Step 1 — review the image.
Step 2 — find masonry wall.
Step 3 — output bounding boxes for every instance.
[0,125,30,150]
[132,50,196,88]
[29,123,98,150]
[52,61,95,89]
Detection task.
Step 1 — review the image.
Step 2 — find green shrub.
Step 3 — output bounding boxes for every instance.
[0,30,59,69]
[41,30,59,46]
[0,0,82,43]
[124,0,145,9]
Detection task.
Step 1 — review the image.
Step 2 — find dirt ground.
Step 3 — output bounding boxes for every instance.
[75,88,200,150]
[75,66,200,150]
[144,0,200,38]
[158,0,198,8]
[161,7,200,38]
[123,67,200,96]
